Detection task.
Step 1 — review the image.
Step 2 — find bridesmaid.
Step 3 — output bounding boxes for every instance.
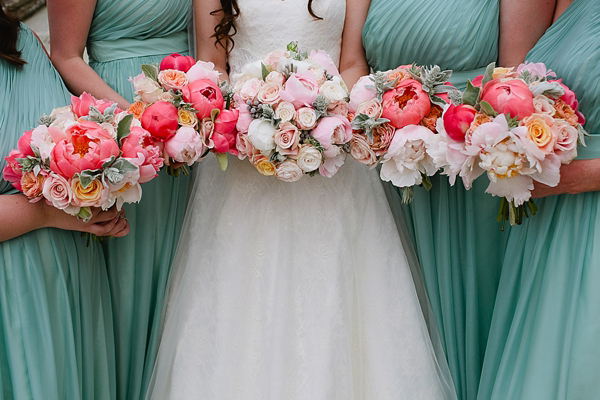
[0,5,129,399]
[479,1,600,398]
[46,0,192,399]
[361,1,553,398]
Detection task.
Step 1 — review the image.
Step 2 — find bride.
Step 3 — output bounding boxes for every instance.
[147,0,457,398]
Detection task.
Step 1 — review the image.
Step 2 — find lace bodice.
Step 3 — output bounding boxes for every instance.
[228,0,345,75]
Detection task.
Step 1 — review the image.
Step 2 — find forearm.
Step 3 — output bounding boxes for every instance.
[532,158,600,197]
[0,194,47,242]
[340,63,369,90]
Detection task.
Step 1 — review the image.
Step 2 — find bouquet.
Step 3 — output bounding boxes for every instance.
[432,62,587,227]
[130,53,238,174]
[232,42,352,182]
[348,64,452,201]
[3,93,163,224]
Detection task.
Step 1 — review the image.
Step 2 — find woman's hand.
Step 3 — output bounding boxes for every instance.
[42,204,131,237]
[532,158,600,198]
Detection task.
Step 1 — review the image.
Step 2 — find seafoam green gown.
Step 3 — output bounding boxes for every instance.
[86,1,192,399]
[478,2,600,399]
[0,25,115,400]
[362,1,502,399]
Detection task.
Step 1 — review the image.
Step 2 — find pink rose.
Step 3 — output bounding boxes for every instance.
[480,79,535,120]
[182,79,224,119]
[235,133,256,161]
[355,98,383,119]
[42,173,74,211]
[141,101,180,141]
[257,82,282,105]
[443,104,477,142]
[552,119,578,163]
[349,75,377,113]
[309,49,340,77]
[311,115,352,155]
[165,126,206,165]
[186,60,221,84]
[551,79,585,125]
[159,53,196,73]
[50,121,121,178]
[381,79,431,129]
[263,50,287,68]
[213,109,239,154]
[274,122,300,156]
[275,160,303,182]
[235,104,253,133]
[280,73,319,109]
[349,134,378,166]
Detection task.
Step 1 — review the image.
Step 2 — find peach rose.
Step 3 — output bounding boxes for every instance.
[349,134,378,166]
[178,108,198,127]
[128,101,146,119]
[158,69,188,90]
[275,102,296,123]
[369,122,396,155]
[253,155,276,176]
[257,81,282,105]
[239,78,263,103]
[265,71,286,86]
[71,175,108,207]
[20,171,45,201]
[275,122,300,156]
[521,113,556,154]
[553,99,579,127]
[356,98,383,119]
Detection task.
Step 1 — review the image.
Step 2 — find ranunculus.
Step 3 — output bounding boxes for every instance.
[178,108,198,127]
[311,115,353,153]
[130,73,165,104]
[521,113,556,155]
[213,109,239,154]
[280,73,319,109]
[356,98,383,119]
[160,53,196,73]
[443,104,477,142]
[247,119,277,151]
[349,75,377,113]
[71,175,108,207]
[296,144,322,172]
[295,107,318,130]
[275,102,296,123]
[239,78,263,103]
[257,81,282,105]
[480,79,534,120]
[182,79,224,119]
[42,173,75,211]
[50,121,121,178]
[349,134,378,166]
[165,126,206,165]
[158,69,188,91]
[141,101,179,141]
[309,49,340,77]
[552,119,578,163]
[381,79,431,129]
[551,79,585,125]
[20,171,45,201]
[186,60,220,84]
[276,160,303,182]
[253,155,276,176]
[274,122,300,156]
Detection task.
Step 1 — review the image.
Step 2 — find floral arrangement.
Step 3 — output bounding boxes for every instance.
[231,42,352,181]
[348,64,452,201]
[130,53,238,174]
[3,93,163,222]
[431,62,587,227]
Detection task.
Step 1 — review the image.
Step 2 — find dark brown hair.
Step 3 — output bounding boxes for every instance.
[0,1,26,67]
[211,0,322,53]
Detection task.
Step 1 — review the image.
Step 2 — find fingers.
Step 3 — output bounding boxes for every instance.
[87,211,130,237]
[89,207,120,224]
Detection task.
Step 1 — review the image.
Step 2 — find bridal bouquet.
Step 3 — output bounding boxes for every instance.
[431,62,587,227]
[2,93,163,221]
[348,64,452,201]
[232,42,352,181]
[131,53,238,174]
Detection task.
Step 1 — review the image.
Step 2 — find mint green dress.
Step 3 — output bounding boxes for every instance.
[0,25,115,400]
[363,2,501,399]
[86,1,192,399]
[478,2,600,399]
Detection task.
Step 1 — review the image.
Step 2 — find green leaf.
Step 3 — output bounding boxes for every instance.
[421,173,433,191]
[216,153,228,171]
[505,114,519,129]
[77,207,93,222]
[211,108,221,122]
[261,62,270,81]
[479,101,499,117]
[462,80,480,107]
[78,170,102,189]
[141,64,159,82]
[286,41,299,53]
[481,62,496,88]
[103,158,138,185]
[117,114,134,144]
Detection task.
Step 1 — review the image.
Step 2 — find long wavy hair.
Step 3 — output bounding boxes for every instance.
[211,0,322,53]
[0,0,26,67]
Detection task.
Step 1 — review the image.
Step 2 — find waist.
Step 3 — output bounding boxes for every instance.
[87,31,189,63]
[576,132,600,160]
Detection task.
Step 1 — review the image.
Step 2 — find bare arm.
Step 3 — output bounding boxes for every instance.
[498,0,555,67]
[0,194,130,242]
[339,0,371,88]
[47,0,130,108]
[194,0,228,79]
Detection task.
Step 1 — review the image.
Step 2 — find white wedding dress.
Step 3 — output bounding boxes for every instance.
[147,1,457,399]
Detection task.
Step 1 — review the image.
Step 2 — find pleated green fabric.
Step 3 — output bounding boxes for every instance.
[86,1,192,399]
[362,2,502,399]
[0,25,115,400]
[479,2,600,398]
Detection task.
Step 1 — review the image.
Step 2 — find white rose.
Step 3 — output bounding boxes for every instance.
[247,119,277,151]
[131,74,164,104]
[275,160,304,182]
[532,95,556,116]
[275,102,296,123]
[265,71,286,86]
[319,80,347,104]
[296,144,322,172]
[295,107,318,130]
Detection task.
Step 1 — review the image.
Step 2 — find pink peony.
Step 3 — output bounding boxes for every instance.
[121,125,164,183]
[186,60,221,84]
[71,92,121,117]
[213,109,239,154]
[141,101,180,141]
[16,129,35,157]
[159,53,196,73]
[3,150,25,190]
[443,104,477,142]
[480,79,534,120]
[349,75,377,113]
[279,73,319,109]
[311,115,352,155]
[381,79,431,129]
[516,62,556,80]
[309,49,340,77]
[165,126,206,165]
[182,79,224,119]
